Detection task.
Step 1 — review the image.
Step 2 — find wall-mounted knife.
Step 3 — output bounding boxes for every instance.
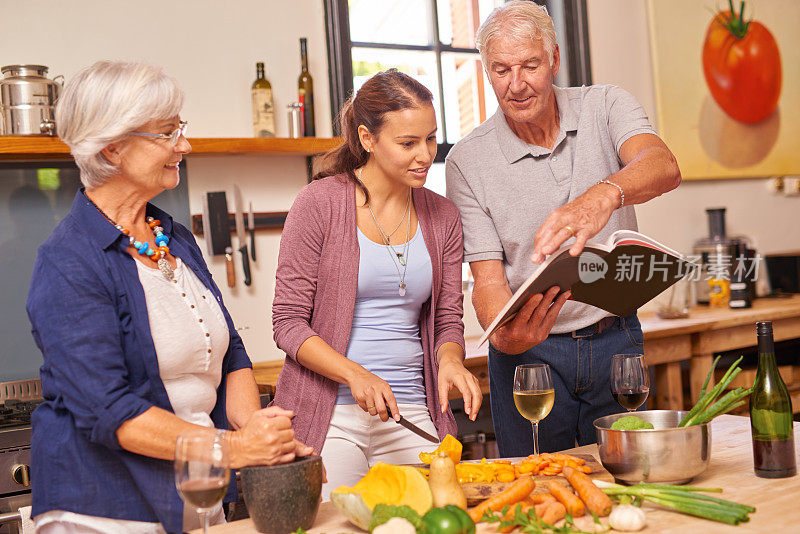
[205,191,235,288]
[248,201,256,262]
[233,184,252,286]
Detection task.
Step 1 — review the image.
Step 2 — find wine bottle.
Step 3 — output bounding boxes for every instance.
[749,321,796,478]
[298,38,315,137]
[251,62,275,137]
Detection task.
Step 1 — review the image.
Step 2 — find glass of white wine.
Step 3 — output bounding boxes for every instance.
[174,431,230,534]
[513,363,555,456]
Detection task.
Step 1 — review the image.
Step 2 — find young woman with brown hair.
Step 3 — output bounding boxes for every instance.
[272,69,482,497]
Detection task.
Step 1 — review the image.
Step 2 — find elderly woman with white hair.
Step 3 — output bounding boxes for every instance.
[26,60,311,534]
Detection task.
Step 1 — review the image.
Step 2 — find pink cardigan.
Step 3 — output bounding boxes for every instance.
[271,174,465,453]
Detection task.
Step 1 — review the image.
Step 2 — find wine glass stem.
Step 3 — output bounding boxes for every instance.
[531,421,540,456]
[201,511,209,534]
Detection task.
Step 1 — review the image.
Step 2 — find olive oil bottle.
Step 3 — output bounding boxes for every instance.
[251,62,275,137]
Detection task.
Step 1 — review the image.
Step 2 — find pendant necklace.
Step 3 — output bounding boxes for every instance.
[86,195,174,281]
[360,167,412,296]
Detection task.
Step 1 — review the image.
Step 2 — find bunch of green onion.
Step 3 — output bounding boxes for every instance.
[678,355,753,427]
[599,482,755,525]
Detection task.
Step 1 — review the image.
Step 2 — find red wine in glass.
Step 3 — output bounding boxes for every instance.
[611,354,649,412]
[174,431,230,534]
[612,388,650,411]
[179,477,229,509]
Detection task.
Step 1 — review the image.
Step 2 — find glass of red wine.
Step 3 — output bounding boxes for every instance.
[611,354,649,412]
[174,431,230,534]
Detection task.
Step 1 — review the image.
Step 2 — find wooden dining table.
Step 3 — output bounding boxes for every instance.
[194,415,800,533]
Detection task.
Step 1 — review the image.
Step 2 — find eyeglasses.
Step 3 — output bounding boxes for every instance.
[130,120,188,146]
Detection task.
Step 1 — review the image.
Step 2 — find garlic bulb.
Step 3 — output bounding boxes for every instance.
[609,504,646,531]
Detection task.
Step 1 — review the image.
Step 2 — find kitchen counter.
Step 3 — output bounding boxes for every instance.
[193,415,800,533]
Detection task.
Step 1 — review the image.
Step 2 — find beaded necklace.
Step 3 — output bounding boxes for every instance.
[87,196,174,281]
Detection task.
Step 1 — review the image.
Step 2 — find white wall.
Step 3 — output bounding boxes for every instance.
[587,0,800,281]
[5,1,798,361]
[1,0,331,361]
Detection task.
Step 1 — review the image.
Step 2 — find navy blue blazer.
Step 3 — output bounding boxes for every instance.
[26,190,251,533]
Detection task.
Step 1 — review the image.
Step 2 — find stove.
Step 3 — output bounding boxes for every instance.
[0,380,42,534]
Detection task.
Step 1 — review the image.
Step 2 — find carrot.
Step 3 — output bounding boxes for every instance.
[467,475,536,522]
[533,501,552,518]
[541,501,567,525]
[547,481,585,517]
[562,466,613,517]
[517,461,536,474]
[530,493,556,505]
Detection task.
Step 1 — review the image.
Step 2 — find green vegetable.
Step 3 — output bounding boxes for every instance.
[600,482,755,525]
[442,505,475,534]
[481,503,603,533]
[611,415,654,430]
[369,504,422,532]
[679,356,753,427]
[420,507,474,534]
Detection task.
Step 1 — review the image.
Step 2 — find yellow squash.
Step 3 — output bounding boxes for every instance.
[418,434,462,465]
[428,451,467,510]
[330,462,433,530]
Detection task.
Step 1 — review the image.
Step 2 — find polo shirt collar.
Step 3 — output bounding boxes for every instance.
[495,85,579,163]
[73,189,175,251]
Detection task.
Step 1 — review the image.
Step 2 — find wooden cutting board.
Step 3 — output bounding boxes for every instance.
[460,454,613,505]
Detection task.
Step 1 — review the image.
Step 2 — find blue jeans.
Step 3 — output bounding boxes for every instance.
[488,314,645,456]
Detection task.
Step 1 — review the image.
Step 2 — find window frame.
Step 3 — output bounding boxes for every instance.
[322,0,592,161]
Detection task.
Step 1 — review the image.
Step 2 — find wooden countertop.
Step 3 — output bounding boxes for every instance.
[194,415,800,533]
[637,294,800,340]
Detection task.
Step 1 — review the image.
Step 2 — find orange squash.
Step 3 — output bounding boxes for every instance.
[418,434,463,465]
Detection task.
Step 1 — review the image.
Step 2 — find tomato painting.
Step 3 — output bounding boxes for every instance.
[702,0,782,124]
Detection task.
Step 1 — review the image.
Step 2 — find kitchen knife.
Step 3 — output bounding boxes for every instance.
[248,201,256,262]
[233,184,252,286]
[205,192,235,288]
[396,415,439,443]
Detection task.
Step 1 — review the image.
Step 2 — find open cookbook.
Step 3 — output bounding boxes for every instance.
[477,230,696,346]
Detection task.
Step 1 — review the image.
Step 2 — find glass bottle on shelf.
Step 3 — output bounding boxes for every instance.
[298,38,315,137]
[251,62,275,137]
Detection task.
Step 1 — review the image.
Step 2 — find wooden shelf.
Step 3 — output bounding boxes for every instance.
[0,135,342,160]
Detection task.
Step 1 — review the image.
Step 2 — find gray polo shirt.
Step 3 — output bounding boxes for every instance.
[446,84,656,333]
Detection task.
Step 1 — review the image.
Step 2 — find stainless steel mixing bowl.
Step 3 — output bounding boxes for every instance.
[594,410,711,484]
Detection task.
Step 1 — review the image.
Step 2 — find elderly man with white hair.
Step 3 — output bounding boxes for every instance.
[446,1,681,455]
[26,60,311,534]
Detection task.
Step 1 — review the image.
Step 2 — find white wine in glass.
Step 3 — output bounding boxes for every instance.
[513,364,554,456]
[174,431,230,534]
